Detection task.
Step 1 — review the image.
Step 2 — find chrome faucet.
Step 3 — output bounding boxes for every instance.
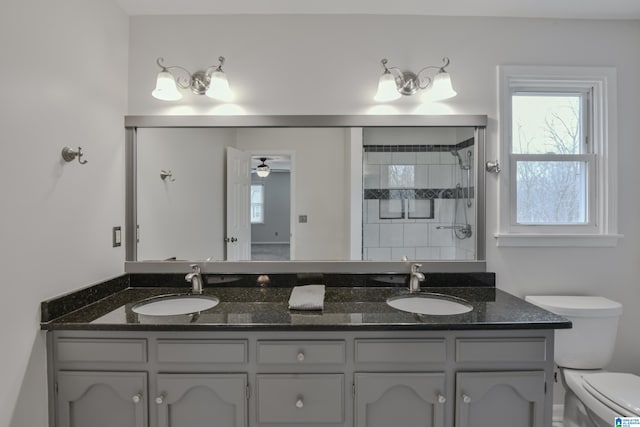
[185,264,204,294]
[409,263,425,293]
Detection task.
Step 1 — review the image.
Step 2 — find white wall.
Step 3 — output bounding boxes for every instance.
[128,15,640,374]
[137,128,233,261]
[0,1,129,426]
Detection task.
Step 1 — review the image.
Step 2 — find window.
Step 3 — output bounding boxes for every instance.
[250,184,265,224]
[497,66,620,247]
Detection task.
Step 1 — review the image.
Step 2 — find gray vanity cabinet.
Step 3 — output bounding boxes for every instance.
[454,371,546,427]
[155,373,248,427]
[354,372,446,427]
[56,371,147,427]
[48,330,555,427]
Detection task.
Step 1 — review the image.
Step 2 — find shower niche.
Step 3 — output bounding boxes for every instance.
[362,127,476,261]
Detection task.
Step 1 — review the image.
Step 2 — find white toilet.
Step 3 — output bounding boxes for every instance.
[525,295,640,427]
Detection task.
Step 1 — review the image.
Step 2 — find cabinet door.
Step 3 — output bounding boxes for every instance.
[57,371,147,427]
[455,371,546,427]
[155,373,247,427]
[355,373,446,427]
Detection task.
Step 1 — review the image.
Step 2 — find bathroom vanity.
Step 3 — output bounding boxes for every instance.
[41,274,570,427]
[39,114,572,427]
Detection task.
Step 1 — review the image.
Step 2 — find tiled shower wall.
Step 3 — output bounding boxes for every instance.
[362,138,475,261]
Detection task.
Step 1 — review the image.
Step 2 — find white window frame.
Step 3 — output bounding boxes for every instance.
[496,65,621,247]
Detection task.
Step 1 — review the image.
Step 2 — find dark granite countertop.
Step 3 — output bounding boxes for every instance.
[40,273,571,331]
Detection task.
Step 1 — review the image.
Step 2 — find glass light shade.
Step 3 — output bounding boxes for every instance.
[256,164,270,178]
[422,71,457,102]
[151,71,182,101]
[374,72,401,102]
[206,70,234,102]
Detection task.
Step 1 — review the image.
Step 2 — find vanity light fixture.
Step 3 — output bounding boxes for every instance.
[256,158,271,178]
[374,57,457,102]
[152,56,234,102]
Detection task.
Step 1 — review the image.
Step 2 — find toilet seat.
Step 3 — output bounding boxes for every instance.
[582,372,640,417]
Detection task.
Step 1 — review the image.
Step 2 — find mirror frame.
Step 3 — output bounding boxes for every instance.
[124,114,487,274]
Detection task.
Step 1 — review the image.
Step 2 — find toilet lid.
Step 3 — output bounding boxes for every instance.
[582,372,640,417]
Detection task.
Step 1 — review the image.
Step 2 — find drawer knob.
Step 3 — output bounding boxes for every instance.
[297,351,305,362]
[132,393,142,404]
[462,394,471,404]
[155,393,166,405]
[296,396,304,408]
[437,394,446,404]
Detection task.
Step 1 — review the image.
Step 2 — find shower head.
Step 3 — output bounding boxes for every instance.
[451,150,471,170]
[450,150,464,167]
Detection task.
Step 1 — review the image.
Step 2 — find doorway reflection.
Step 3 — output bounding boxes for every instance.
[250,155,292,260]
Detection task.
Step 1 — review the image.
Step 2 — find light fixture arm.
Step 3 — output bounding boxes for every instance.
[415,57,451,90]
[375,56,456,99]
[154,56,231,98]
[156,57,193,89]
[379,58,404,82]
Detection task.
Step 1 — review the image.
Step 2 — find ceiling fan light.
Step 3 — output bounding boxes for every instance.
[256,163,270,178]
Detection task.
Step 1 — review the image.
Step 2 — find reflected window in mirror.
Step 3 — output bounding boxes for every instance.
[250,184,265,224]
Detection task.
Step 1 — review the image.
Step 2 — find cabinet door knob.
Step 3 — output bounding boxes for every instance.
[462,394,471,404]
[437,394,446,404]
[297,351,305,362]
[132,393,142,404]
[295,396,304,408]
[155,393,166,405]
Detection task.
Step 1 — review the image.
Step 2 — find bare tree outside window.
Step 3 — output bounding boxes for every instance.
[387,165,415,188]
[512,95,588,224]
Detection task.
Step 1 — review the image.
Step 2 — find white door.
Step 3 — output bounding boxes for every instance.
[226,147,251,260]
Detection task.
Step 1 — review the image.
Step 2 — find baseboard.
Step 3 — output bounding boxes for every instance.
[553,404,564,427]
[251,242,290,245]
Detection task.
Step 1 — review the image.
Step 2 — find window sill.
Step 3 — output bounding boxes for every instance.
[494,233,623,248]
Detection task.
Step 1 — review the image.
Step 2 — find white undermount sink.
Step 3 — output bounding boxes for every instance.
[132,294,219,316]
[386,293,473,315]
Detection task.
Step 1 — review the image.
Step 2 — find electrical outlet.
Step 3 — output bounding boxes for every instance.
[299,215,308,223]
[112,226,121,247]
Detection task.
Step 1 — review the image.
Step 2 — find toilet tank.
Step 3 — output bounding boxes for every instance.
[525,296,623,369]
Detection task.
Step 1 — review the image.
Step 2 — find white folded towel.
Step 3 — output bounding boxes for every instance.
[288,285,325,311]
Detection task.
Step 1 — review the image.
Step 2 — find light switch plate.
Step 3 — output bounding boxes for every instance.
[112,226,122,247]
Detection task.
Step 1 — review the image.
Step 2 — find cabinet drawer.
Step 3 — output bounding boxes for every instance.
[56,338,147,363]
[256,374,344,423]
[257,340,345,365]
[456,338,547,363]
[157,339,247,364]
[355,339,446,364]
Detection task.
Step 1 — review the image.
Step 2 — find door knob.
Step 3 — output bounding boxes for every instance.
[132,393,142,404]
[485,160,501,173]
[295,396,304,408]
[155,393,166,404]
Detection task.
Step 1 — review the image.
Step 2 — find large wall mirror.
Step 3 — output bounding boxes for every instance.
[125,115,487,272]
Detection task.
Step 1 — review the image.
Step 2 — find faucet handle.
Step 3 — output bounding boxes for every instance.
[190,264,201,274]
[411,263,422,272]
